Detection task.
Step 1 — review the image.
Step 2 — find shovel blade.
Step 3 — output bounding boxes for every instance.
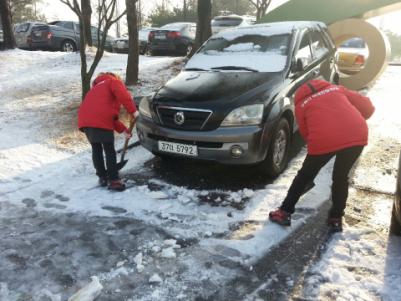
[116,159,128,171]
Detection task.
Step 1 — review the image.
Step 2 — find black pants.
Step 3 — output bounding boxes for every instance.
[90,142,119,180]
[83,128,118,181]
[280,145,364,218]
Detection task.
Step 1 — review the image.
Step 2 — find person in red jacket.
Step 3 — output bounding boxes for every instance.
[78,72,138,191]
[269,79,375,232]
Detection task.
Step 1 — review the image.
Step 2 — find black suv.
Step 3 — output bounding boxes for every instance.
[137,22,338,176]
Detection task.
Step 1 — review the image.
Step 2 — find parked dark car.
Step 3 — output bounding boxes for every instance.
[112,27,158,54]
[49,21,113,52]
[22,21,113,52]
[148,22,196,56]
[390,152,401,235]
[27,24,76,51]
[136,22,338,176]
[28,23,79,52]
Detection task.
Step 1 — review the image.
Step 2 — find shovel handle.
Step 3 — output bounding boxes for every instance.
[120,116,137,162]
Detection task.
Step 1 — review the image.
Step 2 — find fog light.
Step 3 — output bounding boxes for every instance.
[230,145,243,158]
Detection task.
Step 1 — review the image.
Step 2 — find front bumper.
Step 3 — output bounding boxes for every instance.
[136,116,268,165]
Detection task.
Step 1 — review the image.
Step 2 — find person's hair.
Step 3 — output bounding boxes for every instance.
[97,72,122,81]
[92,72,122,86]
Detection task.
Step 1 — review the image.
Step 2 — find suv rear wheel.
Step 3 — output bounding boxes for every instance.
[260,118,291,177]
[61,40,76,52]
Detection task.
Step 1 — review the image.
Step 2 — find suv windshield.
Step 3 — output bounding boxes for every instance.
[186,34,291,72]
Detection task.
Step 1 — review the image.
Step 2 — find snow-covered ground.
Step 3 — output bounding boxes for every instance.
[0,49,400,300]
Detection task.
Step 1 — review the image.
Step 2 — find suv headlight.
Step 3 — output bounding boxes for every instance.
[221,104,264,126]
[139,96,152,118]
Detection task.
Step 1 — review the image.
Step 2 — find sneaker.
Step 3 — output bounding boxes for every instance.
[327,217,343,232]
[269,208,291,226]
[98,176,108,187]
[108,179,126,192]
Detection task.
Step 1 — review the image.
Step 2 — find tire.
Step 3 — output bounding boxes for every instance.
[61,40,76,52]
[260,118,291,177]
[390,203,401,236]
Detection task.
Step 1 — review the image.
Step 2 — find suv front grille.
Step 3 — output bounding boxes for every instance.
[156,106,212,131]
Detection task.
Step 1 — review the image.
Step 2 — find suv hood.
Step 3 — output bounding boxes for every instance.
[154,71,281,107]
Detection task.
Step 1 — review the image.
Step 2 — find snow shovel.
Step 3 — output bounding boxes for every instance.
[116,116,137,171]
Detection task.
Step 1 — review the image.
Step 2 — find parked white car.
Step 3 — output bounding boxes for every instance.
[211,15,255,35]
[337,37,369,75]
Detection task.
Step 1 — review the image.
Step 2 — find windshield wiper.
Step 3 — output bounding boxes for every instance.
[211,66,258,72]
[185,67,208,71]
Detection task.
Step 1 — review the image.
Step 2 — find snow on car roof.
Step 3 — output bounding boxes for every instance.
[213,21,324,41]
[161,22,195,30]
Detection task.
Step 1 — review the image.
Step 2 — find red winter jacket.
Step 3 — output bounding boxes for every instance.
[78,74,137,133]
[295,80,375,155]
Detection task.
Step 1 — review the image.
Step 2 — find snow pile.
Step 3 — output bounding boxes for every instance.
[304,221,401,300]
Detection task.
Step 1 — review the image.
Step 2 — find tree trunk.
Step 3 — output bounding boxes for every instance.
[77,14,90,99]
[0,0,16,49]
[183,0,187,21]
[256,7,262,21]
[192,0,211,55]
[81,0,92,46]
[125,0,139,86]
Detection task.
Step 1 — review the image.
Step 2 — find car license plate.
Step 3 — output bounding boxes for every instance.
[155,34,166,39]
[158,141,198,157]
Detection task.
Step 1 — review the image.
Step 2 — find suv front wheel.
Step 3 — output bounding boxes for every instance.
[260,118,291,177]
[61,40,76,52]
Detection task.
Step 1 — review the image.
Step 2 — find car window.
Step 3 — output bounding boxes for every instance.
[295,31,313,66]
[212,17,243,27]
[340,38,366,48]
[15,23,30,33]
[63,22,74,30]
[310,30,329,60]
[31,25,49,38]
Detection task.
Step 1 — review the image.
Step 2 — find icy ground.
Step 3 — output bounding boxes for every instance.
[0,49,401,301]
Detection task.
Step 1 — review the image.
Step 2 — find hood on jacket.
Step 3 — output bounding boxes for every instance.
[295,79,332,105]
[92,73,117,87]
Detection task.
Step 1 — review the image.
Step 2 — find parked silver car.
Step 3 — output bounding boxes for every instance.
[112,27,158,54]
[211,15,255,35]
[14,22,45,49]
